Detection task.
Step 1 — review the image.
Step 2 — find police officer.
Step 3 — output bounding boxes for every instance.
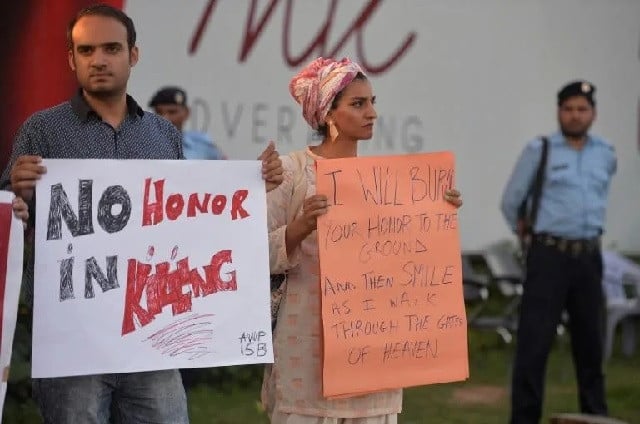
[149,86,226,160]
[501,80,615,423]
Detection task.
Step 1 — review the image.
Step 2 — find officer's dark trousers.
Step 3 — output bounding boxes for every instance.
[509,241,608,424]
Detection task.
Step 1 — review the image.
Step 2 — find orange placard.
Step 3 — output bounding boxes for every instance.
[316,152,469,398]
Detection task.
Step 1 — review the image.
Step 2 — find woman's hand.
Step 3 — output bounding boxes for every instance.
[258,141,284,192]
[284,194,328,256]
[298,194,329,233]
[445,189,463,208]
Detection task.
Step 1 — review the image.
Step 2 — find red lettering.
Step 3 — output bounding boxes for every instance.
[121,259,154,335]
[166,193,185,221]
[189,266,207,297]
[231,189,249,220]
[187,193,211,217]
[353,6,416,74]
[281,0,332,66]
[167,258,193,315]
[121,251,238,335]
[189,0,220,54]
[211,194,227,215]
[238,0,280,62]
[141,179,247,223]
[203,249,237,293]
[142,178,165,226]
[147,262,169,316]
[189,0,416,75]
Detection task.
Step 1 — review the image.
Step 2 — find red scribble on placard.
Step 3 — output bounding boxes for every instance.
[145,313,215,359]
[121,250,237,335]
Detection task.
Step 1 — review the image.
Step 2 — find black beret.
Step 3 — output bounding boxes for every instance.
[148,86,188,107]
[557,80,596,106]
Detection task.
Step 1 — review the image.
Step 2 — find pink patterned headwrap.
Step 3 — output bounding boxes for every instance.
[289,57,365,130]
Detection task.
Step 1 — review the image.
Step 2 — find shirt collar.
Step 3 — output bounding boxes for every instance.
[70,89,145,121]
[552,130,594,146]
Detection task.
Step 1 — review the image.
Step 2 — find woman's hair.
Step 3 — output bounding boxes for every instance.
[289,57,366,131]
[316,72,368,137]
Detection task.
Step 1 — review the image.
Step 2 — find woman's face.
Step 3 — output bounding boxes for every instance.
[327,78,377,142]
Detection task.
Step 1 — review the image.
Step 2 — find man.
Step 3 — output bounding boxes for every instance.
[149,86,226,160]
[501,80,616,424]
[0,5,282,423]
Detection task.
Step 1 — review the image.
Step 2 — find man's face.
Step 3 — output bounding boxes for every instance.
[152,104,189,130]
[558,96,596,139]
[68,15,138,98]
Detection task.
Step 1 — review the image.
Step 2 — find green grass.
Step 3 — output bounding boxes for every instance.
[396,330,640,424]
[187,387,269,424]
[4,328,639,423]
[185,328,639,424]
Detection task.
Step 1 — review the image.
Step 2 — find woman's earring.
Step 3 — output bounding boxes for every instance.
[328,121,339,142]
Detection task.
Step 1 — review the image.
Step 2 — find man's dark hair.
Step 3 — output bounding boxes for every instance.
[67,4,137,51]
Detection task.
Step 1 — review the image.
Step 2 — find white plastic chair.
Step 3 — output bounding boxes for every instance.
[464,240,524,344]
[601,250,640,360]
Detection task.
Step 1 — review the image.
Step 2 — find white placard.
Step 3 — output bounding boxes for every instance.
[0,191,24,421]
[33,160,273,378]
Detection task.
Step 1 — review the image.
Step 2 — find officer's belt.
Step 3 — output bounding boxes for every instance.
[533,233,601,257]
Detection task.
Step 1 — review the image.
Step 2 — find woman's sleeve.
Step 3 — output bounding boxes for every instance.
[267,154,302,274]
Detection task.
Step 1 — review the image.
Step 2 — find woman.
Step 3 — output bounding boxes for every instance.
[263,57,462,424]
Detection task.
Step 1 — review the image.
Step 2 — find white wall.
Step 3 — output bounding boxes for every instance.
[125,0,640,252]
